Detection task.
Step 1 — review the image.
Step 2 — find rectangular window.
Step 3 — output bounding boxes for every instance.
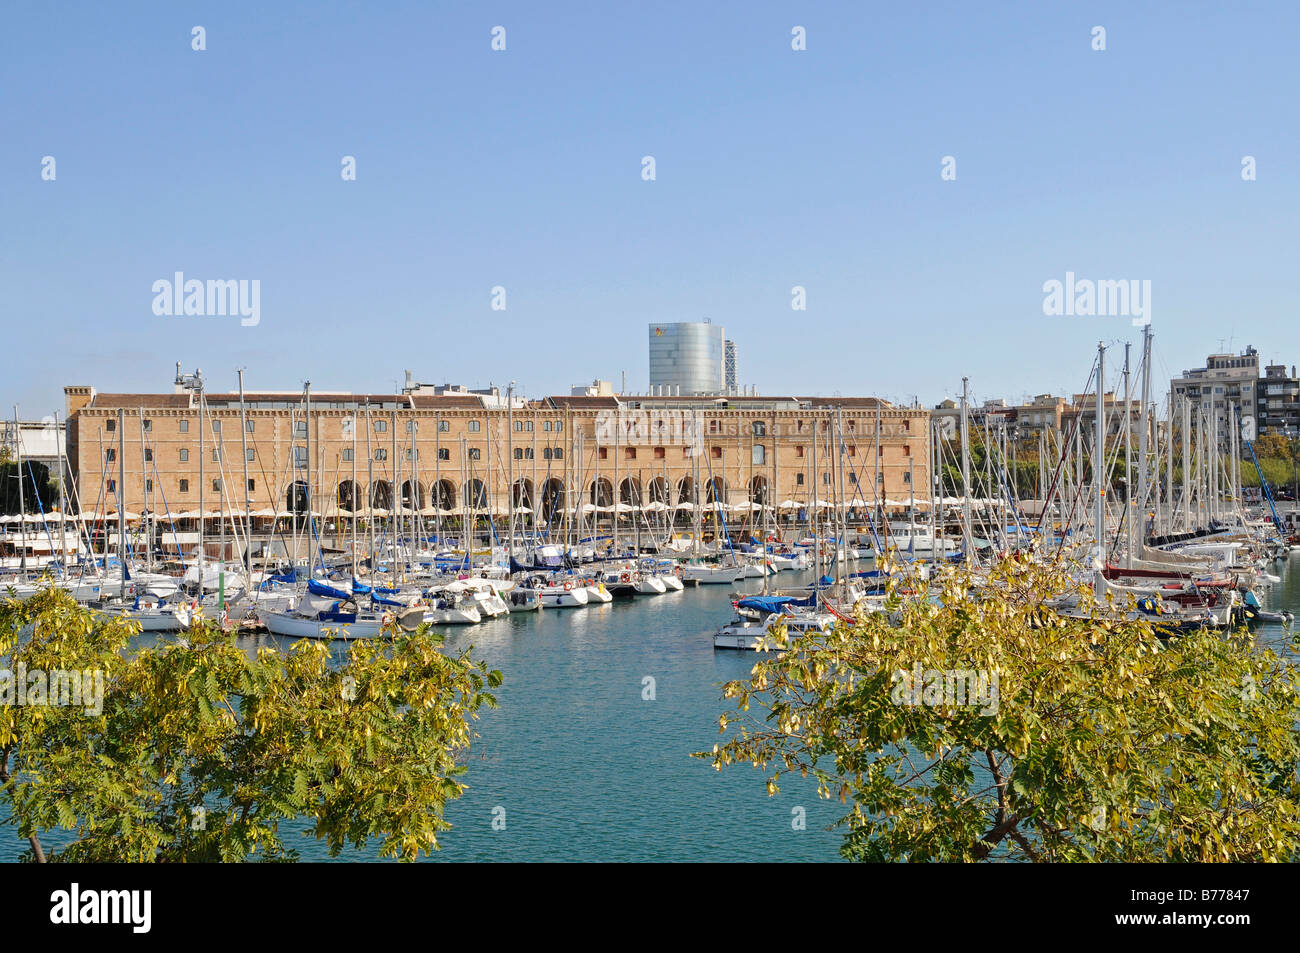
[406,449,418,460]
[375,449,388,461]
[796,446,805,458]
[342,448,354,462]
[145,479,153,492]
[625,448,636,460]
[212,449,220,462]
[524,447,534,459]
[752,445,765,466]
[178,419,189,432]
[438,448,450,461]
[246,448,255,462]
[468,420,481,433]
[179,479,189,493]
[513,421,523,432]
[544,421,552,432]
[142,419,152,432]
[248,478,256,491]
[375,419,387,432]
[144,448,153,462]
[293,447,306,468]
[654,446,665,459]
[543,447,553,460]
[525,421,533,432]
[514,448,524,460]
[553,448,563,460]
[294,421,306,436]
[406,420,417,432]
[796,473,804,486]
[468,448,481,460]
[106,419,116,432]
[711,447,721,459]
[213,479,222,492]
[598,447,608,460]
[438,420,449,432]
[246,419,255,433]
[105,449,116,462]
[212,420,221,432]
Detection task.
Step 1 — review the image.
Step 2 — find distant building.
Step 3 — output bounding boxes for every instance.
[571,379,616,398]
[60,379,929,532]
[1257,363,1300,435]
[1,417,67,486]
[648,321,724,396]
[1170,346,1259,438]
[724,340,737,394]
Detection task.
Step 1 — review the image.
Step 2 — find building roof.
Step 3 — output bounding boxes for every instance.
[799,396,894,409]
[409,394,487,409]
[82,393,192,410]
[542,395,622,410]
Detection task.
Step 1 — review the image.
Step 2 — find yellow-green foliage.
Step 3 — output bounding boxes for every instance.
[0,586,501,862]
[698,555,1300,862]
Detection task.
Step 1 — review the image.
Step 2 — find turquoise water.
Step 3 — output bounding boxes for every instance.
[310,570,847,862]
[4,558,1298,862]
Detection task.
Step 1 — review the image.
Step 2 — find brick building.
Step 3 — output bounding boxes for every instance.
[63,382,932,547]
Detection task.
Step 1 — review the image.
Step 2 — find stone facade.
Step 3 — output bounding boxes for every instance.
[64,387,933,525]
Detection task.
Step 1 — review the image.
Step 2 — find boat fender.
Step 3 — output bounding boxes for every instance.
[563,580,573,591]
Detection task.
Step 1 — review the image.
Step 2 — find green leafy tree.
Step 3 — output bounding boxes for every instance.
[697,554,1300,861]
[0,586,501,862]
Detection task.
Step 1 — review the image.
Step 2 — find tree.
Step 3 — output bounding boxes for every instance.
[0,586,501,862]
[697,554,1300,861]
[0,459,56,514]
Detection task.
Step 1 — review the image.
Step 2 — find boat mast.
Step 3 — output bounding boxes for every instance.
[196,373,205,582]
[117,407,126,598]
[238,369,252,572]
[507,384,515,563]
[57,412,68,573]
[366,401,375,586]
[960,378,973,566]
[350,401,358,581]
[305,381,314,576]
[811,408,820,583]
[390,408,399,580]
[13,406,26,573]
[1095,343,1106,564]
[1123,343,1132,570]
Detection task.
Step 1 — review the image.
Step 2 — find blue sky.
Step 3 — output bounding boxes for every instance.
[3,1,1298,415]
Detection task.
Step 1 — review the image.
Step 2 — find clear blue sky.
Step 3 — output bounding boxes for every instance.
[3,0,1297,415]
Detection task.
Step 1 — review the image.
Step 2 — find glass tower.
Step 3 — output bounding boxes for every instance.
[648,322,724,395]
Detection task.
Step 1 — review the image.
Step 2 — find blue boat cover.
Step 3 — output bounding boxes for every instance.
[738,596,798,613]
[308,579,353,600]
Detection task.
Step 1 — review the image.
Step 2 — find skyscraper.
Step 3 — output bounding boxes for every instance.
[724,339,737,394]
[648,322,724,395]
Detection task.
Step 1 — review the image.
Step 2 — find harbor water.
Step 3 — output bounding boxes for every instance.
[3,560,1298,862]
